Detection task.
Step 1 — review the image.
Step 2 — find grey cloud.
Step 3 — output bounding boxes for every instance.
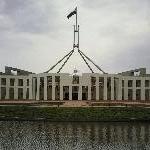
[106,35,150,73]
[0,0,59,34]
[81,0,150,10]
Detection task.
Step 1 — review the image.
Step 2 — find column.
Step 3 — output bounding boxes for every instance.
[118,77,122,100]
[32,78,36,99]
[69,85,72,100]
[78,86,82,100]
[29,76,33,100]
[0,77,1,99]
[44,76,47,100]
[5,78,10,99]
[133,79,136,100]
[111,77,114,100]
[14,78,18,99]
[23,78,27,99]
[88,85,91,100]
[36,77,40,100]
[52,76,55,100]
[141,79,145,100]
[60,85,63,100]
[104,76,107,100]
[124,79,128,100]
[96,77,99,101]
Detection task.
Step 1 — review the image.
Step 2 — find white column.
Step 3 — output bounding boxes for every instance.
[5,78,10,99]
[141,79,145,100]
[60,85,63,100]
[104,76,107,100]
[36,77,40,100]
[29,76,33,100]
[52,76,55,100]
[78,86,82,100]
[0,77,1,99]
[133,79,136,100]
[14,78,18,100]
[88,85,91,100]
[23,78,27,99]
[111,77,114,100]
[69,85,72,100]
[118,77,122,100]
[44,76,47,100]
[96,77,99,101]
[124,79,128,100]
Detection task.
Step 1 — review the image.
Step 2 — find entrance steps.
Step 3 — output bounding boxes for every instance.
[63,100,89,107]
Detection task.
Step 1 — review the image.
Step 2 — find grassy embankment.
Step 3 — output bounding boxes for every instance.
[0,105,150,121]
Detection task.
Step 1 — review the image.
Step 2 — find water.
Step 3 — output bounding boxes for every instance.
[0,121,150,150]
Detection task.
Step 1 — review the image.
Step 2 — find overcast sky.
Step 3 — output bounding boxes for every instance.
[0,0,150,74]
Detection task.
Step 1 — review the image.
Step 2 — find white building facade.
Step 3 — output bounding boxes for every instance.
[0,67,150,101]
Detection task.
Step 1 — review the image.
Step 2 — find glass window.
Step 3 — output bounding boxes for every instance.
[55,76,60,83]
[91,77,96,85]
[27,79,29,86]
[122,80,124,87]
[128,80,133,87]
[72,75,79,84]
[1,78,6,85]
[145,80,149,87]
[10,78,15,86]
[18,79,23,86]
[136,80,141,87]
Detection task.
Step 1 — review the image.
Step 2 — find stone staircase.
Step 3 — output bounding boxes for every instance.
[62,100,89,107]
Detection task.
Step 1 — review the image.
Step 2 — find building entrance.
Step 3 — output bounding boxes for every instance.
[72,86,79,100]
[72,93,78,100]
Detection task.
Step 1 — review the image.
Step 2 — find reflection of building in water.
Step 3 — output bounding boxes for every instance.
[0,67,150,100]
[0,122,150,149]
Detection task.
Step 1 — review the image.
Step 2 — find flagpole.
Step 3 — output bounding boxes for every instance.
[76,7,77,31]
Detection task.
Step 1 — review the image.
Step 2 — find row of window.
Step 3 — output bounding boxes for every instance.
[123,80,150,87]
[126,89,150,100]
[1,78,29,86]
[1,87,29,99]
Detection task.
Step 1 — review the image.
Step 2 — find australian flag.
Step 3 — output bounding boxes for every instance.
[67,8,77,19]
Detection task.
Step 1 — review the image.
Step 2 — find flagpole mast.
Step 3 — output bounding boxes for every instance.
[76,7,78,31]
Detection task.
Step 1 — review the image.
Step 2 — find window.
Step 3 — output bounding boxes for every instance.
[40,77,44,87]
[145,80,149,87]
[1,78,6,85]
[1,87,6,99]
[145,89,149,100]
[99,77,104,87]
[91,77,96,85]
[47,76,52,82]
[26,88,29,99]
[136,80,141,87]
[128,80,133,87]
[72,86,78,92]
[18,79,23,86]
[10,78,15,86]
[72,75,79,84]
[55,76,60,83]
[122,80,124,87]
[128,89,133,100]
[136,89,141,100]
[9,88,14,99]
[27,79,29,86]
[47,76,52,87]
[18,88,23,99]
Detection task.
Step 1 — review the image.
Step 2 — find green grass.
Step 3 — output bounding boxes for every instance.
[0,106,150,121]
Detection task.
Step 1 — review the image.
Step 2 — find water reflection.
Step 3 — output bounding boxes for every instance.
[0,121,150,150]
